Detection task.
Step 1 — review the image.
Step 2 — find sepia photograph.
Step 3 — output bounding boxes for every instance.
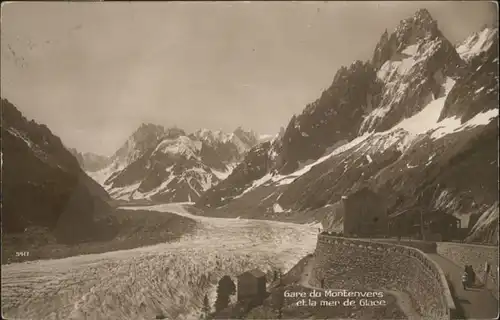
[1,1,499,319]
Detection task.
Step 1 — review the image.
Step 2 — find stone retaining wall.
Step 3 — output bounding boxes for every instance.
[437,242,499,300]
[373,239,438,253]
[311,235,455,320]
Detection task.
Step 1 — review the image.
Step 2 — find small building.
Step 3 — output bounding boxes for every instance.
[237,268,267,302]
[341,187,388,237]
[389,208,461,241]
[425,213,460,241]
[389,208,417,237]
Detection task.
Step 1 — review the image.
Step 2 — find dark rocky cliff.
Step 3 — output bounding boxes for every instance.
[1,98,113,244]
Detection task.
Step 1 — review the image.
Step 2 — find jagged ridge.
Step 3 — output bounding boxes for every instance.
[195,9,499,243]
[88,124,261,202]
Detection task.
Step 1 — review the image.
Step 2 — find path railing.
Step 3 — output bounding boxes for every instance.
[316,234,456,320]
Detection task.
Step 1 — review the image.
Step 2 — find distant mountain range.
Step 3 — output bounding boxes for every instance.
[76,124,270,203]
[69,149,112,172]
[195,10,499,244]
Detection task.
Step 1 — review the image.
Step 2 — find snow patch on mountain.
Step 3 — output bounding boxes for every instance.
[235,133,374,196]
[283,133,373,179]
[194,129,233,145]
[273,203,285,213]
[232,74,496,198]
[88,162,127,185]
[130,168,177,201]
[188,167,215,191]
[431,108,499,140]
[112,182,143,201]
[7,127,50,164]
[235,173,275,198]
[363,35,452,134]
[211,164,237,180]
[393,77,455,135]
[194,128,260,155]
[259,134,275,143]
[230,134,251,154]
[401,44,419,56]
[8,127,33,148]
[277,177,298,186]
[154,136,202,160]
[456,27,498,62]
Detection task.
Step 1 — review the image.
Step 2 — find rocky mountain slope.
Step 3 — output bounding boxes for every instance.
[456,26,498,62]
[1,98,114,245]
[195,9,499,243]
[191,126,260,165]
[88,125,261,203]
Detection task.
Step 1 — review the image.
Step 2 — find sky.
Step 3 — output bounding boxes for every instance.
[1,1,498,156]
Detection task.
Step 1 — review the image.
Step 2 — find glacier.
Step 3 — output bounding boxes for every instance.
[1,203,320,320]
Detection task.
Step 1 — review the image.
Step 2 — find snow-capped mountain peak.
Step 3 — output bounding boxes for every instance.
[456,26,498,62]
[372,8,444,70]
[153,136,202,160]
[361,9,464,135]
[111,123,169,166]
[258,134,275,143]
[194,128,232,145]
[193,127,259,155]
